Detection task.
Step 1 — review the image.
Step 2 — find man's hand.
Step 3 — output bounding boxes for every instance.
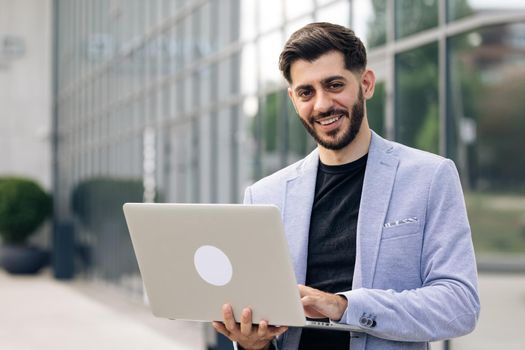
[298,285,348,321]
[212,304,288,350]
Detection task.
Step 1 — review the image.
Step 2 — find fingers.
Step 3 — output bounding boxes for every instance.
[269,325,289,338]
[217,303,289,347]
[298,285,348,321]
[257,319,268,337]
[298,284,311,297]
[240,308,253,336]
[222,304,238,333]
[212,321,230,337]
[257,320,288,338]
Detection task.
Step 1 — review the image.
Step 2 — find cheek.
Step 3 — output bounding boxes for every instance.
[296,104,312,119]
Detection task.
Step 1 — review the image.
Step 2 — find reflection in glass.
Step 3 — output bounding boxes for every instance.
[285,16,315,43]
[367,81,385,136]
[240,0,257,40]
[249,90,287,179]
[241,44,257,95]
[395,42,439,154]
[258,32,284,88]
[259,91,286,176]
[316,0,338,6]
[287,98,311,163]
[258,0,283,33]
[217,108,233,202]
[71,176,142,282]
[395,0,438,38]
[448,0,525,22]
[448,23,525,254]
[353,0,387,48]
[316,0,350,26]
[285,0,314,20]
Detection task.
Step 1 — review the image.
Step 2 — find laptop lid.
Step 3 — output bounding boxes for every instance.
[123,203,307,327]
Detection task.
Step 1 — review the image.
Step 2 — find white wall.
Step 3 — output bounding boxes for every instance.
[0,0,52,190]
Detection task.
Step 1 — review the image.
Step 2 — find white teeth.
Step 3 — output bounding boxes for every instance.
[318,115,341,125]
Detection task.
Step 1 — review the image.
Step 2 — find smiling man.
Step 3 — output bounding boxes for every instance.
[213,22,480,350]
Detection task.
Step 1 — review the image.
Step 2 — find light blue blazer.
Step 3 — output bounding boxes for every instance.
[242,131,480,350]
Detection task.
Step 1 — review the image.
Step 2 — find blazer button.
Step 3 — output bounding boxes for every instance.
[359,315,369,326]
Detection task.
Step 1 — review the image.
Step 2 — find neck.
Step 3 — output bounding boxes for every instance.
[318,124,371,166]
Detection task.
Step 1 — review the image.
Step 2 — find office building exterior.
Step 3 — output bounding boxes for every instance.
[53,0,525,298]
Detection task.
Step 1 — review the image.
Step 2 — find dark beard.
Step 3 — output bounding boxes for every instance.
[299,88,365,151]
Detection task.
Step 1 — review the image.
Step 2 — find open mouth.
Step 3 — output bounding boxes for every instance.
[316,114,344,126]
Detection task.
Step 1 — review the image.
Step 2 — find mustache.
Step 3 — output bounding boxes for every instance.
[311,108,349,122]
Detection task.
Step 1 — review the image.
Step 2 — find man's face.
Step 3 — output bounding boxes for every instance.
[287,51,365,151]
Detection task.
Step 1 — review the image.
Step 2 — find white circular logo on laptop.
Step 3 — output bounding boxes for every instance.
[194,245,233,286]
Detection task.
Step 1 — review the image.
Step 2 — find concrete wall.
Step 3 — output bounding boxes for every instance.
[0,0,52,190]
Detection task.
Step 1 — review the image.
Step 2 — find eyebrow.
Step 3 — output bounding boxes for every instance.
[294,75,347,93]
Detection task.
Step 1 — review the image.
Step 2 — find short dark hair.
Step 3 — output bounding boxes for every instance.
[279,22,367,84]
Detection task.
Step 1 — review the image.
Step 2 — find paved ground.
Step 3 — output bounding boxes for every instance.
[447,273,525,350]
[1,270,524,350]
[0,269,207,350]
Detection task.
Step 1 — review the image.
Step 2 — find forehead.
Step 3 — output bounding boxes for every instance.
[289,51,352,87]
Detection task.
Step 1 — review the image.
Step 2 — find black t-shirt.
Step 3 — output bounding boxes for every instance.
[298,154,367,350]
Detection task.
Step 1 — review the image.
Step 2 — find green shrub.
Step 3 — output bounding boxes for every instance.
[0,177,52,244]
[71,177,144,228]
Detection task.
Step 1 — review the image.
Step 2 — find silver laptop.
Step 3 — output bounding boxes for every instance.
[123,203,359,332]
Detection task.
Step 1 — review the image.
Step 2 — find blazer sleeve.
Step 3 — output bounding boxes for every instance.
[337,159,480,342]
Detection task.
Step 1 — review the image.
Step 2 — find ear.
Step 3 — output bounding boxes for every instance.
[361,69,376,100]
[287,87,298,113]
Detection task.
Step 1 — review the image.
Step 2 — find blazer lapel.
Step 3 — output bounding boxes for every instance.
[283,149,319,285]
[354,132,399,289]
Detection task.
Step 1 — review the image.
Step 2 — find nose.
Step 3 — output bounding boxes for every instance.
[313,90,333,114]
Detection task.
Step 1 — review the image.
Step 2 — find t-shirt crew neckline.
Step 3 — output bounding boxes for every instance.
[318,153,368,174]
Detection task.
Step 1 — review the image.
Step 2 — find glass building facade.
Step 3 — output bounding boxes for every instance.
[53,0,525,296]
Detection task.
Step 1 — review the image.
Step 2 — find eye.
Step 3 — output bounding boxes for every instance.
[298,89,313,99]
[328,82,344,90]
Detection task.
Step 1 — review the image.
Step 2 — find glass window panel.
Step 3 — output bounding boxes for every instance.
[448,23,525,256]
[240,95,258,186]
[395,42,439,154]
[197,1,214,57]
[367,80,385,137]
[285,16,314,39]
[184,77,193,115]
[241,0,257,40]
[448,0,525,22]
[260,91,287,176]
[217,109,232,202]
[200,66,212,108]
[166,0,187,17]
[285,0,314,20]
[353,0,387,48]
[218,58,232,100]
[199,112,212,202]
[316,0,350,26]
[241,44,257,95]
[395,0,438,39]
[217,0,233,46]
[183,15,193,64]
[286,98,310,163]
[258,32,284,88]
[258,0,283,33]
[316,0,337,6]
[146,0,161,29]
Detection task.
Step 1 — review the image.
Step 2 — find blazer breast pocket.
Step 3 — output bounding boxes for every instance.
[381,217,420,240]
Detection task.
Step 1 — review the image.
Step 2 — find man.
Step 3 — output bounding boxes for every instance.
[213,22,480,350]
